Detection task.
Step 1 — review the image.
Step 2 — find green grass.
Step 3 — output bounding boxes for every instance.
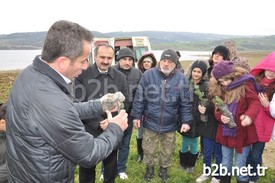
[0,51,274,182]
[73,129,275,183]
[73,51,275,182]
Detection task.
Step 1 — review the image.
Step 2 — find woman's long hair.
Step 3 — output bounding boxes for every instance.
[208,67,249,104]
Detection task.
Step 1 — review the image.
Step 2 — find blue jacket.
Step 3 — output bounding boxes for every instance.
[131,67,192,134]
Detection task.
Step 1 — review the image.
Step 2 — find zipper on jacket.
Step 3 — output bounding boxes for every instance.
[159,79,167,133]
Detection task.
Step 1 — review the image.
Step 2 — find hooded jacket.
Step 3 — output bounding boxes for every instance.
[251,52,275,76]
[251,52,275,142]
[137,51,157,73]
[6,56,124,182]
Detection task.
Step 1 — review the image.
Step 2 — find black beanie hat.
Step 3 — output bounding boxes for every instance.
[160,49,178,64]
[191,60,208,76]
[212,45,229,60]
[117,48,135,61]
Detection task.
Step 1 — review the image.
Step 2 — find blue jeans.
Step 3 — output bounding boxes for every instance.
[203,136,222,179]
[222,145,250,182]
[247,141,265,182]
[117,116,133,173]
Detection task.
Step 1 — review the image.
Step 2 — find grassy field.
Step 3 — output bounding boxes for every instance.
[0,51,275,183]
[180,50,269,70]
[77,130,274,183]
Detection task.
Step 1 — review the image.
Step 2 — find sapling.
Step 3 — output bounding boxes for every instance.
[215,96,237,128]
[194,84,209,122]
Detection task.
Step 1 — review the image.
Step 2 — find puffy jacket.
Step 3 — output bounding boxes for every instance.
[254,106,275,142]
[6,56,124,182]
[131,67,192,134]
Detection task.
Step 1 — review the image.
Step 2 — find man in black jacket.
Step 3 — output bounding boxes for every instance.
[113,48,142,180]
[75,43,129,183]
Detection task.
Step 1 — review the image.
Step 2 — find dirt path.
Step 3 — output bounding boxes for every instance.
[262,140,275,169]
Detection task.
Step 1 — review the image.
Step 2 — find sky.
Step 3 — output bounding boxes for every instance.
[1,0,274,36]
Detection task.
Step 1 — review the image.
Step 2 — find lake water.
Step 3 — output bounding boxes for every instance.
[0,50,211,71]
[0,50,42,71]
[152,50,211,62]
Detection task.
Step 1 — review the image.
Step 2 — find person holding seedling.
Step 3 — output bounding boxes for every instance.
[208,60,261,183]
[179,60,208,174]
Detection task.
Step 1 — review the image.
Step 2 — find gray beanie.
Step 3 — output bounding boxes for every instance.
[117,48,135,60]
[160,49,177,64]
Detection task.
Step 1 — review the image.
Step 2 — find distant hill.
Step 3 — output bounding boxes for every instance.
[0,31,274,51]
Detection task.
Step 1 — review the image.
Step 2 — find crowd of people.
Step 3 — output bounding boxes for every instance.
[1,20,275,183]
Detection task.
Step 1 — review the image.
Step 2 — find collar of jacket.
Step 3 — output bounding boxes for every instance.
[90,63,116,79]
[32,55,72,95]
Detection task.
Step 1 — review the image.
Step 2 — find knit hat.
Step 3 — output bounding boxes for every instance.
[160,49,177,64]
[212,60,234,79]
[117,48,135,61]
[176,51,181,57]
[191,60,208,76]
[212,45,229,60]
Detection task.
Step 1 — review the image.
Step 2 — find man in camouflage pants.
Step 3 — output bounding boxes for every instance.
[131,49,192,182]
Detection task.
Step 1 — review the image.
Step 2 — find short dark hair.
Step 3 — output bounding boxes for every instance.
[94,43,114,57]
[41,20,94,63]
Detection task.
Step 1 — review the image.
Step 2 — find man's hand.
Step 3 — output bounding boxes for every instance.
[106,109,128,131]
[133,119,140,128]
[180,124,190,133]
[0,119,6,132]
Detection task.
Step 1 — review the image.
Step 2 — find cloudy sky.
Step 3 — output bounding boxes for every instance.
[1,0,274,36]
